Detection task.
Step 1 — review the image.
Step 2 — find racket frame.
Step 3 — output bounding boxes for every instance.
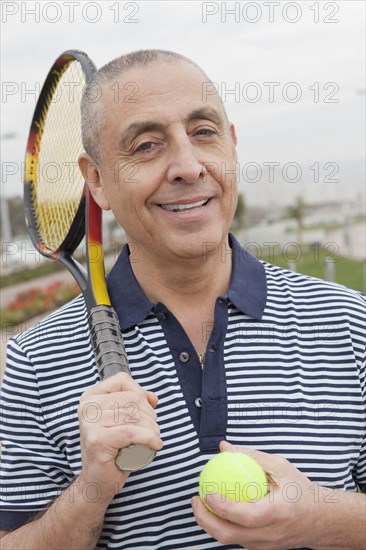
[23,50,156,472]
[24,50,95,262]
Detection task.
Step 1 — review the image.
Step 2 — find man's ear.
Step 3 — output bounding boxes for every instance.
[229,122,237,147]
[78,153,111,211]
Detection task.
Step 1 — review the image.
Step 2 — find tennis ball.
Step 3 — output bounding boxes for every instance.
[199,451,268,511]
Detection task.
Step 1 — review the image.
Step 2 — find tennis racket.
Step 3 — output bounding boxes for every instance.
[23,49,156,472]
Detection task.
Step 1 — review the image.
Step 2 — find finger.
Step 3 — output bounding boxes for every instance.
[191,496,248,546]
[192,496,279,548]
[79,390,158,421]
[82,371,152,398]
[202,492,276,529]
[85,406,161,436]
[99,424,164,453]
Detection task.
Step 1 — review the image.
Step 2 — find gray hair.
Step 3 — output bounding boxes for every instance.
[80,49,218,164]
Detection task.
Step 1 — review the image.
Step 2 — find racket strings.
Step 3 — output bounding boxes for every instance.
[30,61,87,251]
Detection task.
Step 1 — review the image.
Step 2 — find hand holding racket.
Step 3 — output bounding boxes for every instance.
[24,50,156,472]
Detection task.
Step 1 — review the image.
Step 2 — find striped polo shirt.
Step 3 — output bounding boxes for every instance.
[1,235,365,549]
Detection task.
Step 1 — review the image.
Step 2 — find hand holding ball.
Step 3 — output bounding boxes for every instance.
[199,451,268,511]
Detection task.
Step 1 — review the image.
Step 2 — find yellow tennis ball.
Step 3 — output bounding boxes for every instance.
[199,451,268,511]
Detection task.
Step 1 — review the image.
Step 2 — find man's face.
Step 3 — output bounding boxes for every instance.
[86,61,238,263]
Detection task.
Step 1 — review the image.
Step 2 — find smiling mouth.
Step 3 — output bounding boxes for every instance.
[160,199,209,212]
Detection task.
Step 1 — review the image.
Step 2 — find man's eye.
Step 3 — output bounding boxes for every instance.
[136,142,154,152]
[194,128,216,137]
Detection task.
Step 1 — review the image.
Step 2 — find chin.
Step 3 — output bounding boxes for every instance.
[168,229,228,260]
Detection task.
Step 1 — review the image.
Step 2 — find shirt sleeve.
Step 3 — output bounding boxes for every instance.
[0,337,73,530]
[354,354,366,492]
[349,293,366,492]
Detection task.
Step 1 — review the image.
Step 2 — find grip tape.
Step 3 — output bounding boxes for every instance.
[87,304,156,471]
[88,305,129,379]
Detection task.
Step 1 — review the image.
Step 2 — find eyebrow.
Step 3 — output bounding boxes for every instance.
[118,106,224,150]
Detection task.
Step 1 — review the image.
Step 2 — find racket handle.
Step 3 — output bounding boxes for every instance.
[88,305,156,471]
[89,305,130,379]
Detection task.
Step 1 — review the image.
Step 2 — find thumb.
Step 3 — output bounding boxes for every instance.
[219,440,273,467]
[219,440,237,452]
[146,390,159,408]
[219,441,281,486]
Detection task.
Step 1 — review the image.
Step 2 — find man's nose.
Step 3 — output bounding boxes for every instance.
[166,134,204,184]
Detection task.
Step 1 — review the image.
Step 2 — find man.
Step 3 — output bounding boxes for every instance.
[1,50,365,549]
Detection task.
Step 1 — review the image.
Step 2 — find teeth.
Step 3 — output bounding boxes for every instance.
[161,199,208,212]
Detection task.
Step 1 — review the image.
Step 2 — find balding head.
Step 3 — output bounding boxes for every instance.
[80,49,226,164]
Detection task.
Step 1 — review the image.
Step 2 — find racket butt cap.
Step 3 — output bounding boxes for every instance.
[115,445,156,471]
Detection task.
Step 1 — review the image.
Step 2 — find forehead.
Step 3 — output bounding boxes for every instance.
[100,61,225,125]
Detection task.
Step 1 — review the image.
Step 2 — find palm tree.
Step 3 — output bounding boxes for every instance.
[287,196,305,245]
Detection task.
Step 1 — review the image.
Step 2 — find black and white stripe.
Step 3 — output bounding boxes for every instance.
[1,256,365,549]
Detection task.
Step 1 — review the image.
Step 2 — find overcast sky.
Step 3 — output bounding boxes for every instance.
[1,0,365,207]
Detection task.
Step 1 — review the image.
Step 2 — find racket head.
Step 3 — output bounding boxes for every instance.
[24,50,96,259]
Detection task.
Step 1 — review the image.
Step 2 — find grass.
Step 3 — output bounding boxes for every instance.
[1,262,62,288]
[0,249,120,289]
[1,242,364,329]
[258,246,365,292]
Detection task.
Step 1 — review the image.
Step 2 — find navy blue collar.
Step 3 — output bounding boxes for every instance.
[107,234,267,330]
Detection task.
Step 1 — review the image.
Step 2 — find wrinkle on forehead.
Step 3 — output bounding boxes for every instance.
[98,61,228,156]
[101,61,226,119]
[81,55,226,164]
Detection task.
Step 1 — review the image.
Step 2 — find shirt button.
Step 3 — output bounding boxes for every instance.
[157,312,166,320]
[195,397,202,408]
[179,351,190,363]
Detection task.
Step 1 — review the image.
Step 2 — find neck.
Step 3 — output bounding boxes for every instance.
[129,238,233,308]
